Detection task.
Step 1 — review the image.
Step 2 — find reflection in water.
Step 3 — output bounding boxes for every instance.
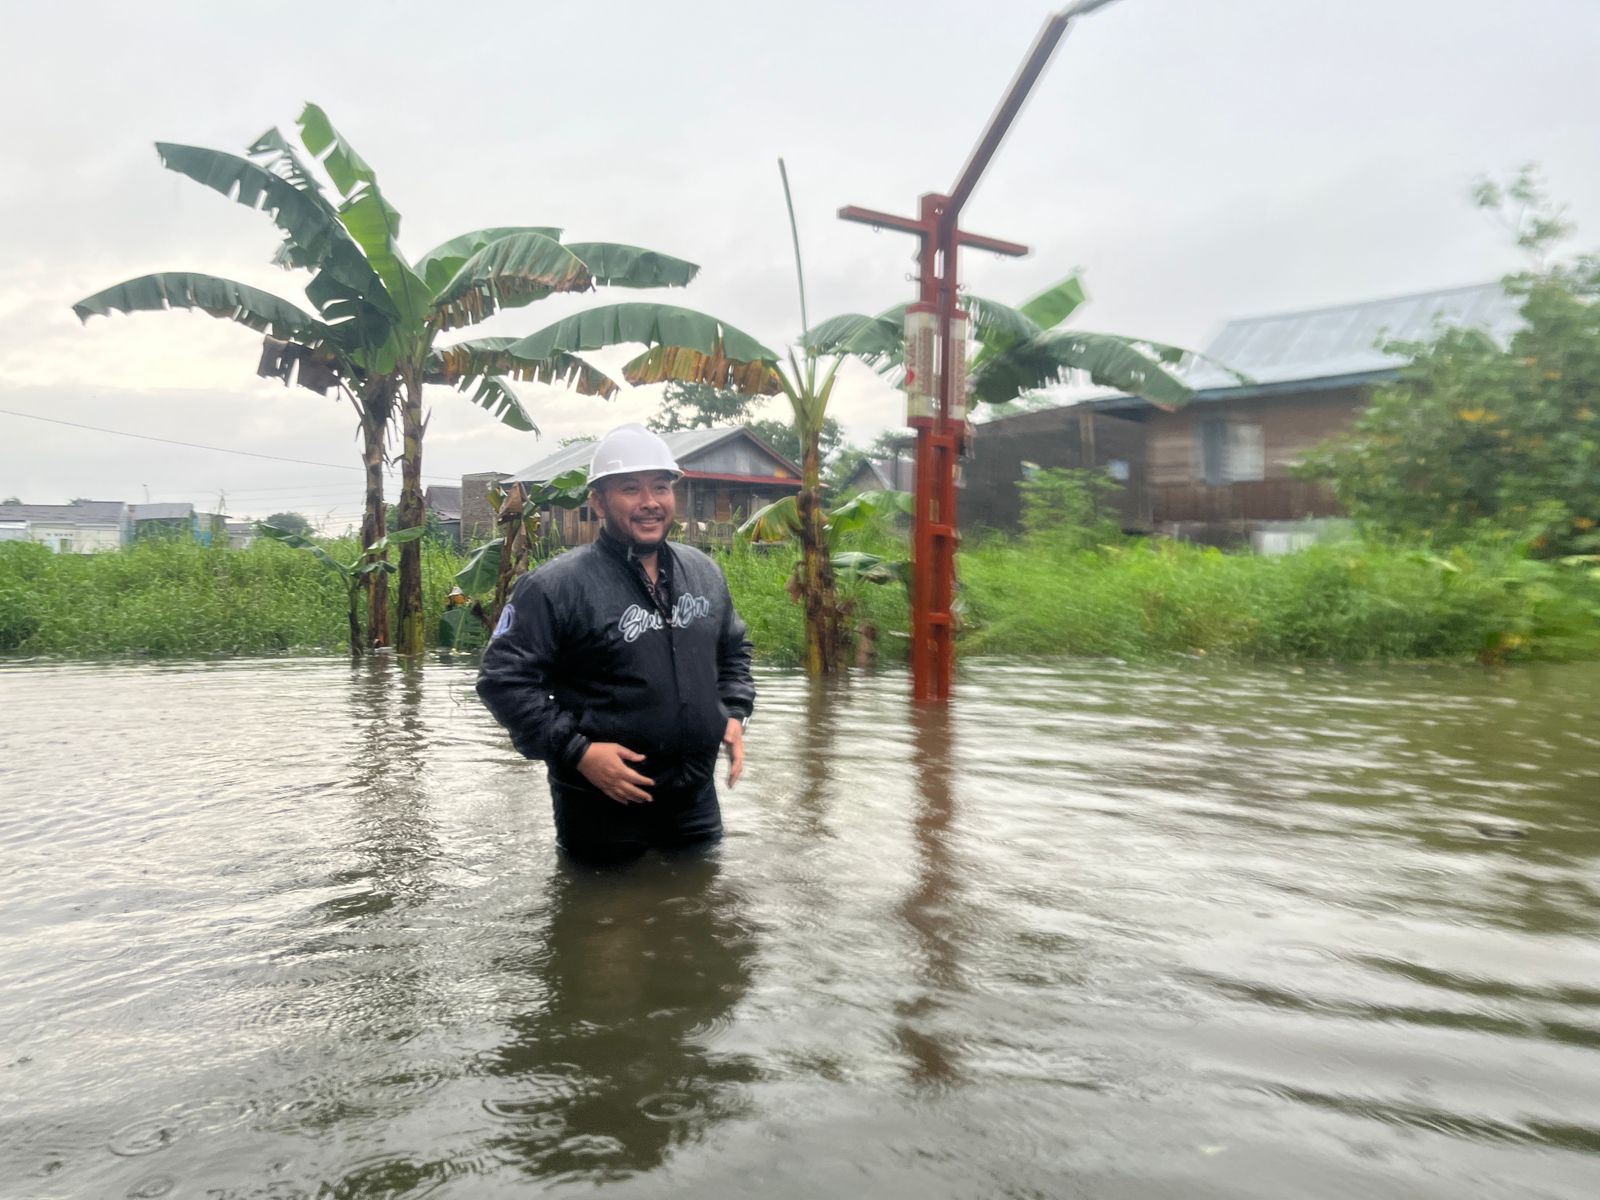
[3,658,1599,1198]
[483,853,756,1183]
[314,658,441,924]
[895,704,966,1089]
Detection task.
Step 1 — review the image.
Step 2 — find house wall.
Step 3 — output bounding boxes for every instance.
[960,408,1150,533]
[460,472,506,544]
[28,520,124,553]
[690,441,798,480]
[1145,388,1363,486]
[1140,388,1361,532]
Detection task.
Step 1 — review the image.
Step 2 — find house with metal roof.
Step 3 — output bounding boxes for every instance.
[1090,281,1521,541]
[423,485,463,546]
[129,503,226,545]
[0,501,131,553]
[497,426,803,548]
[955,281,1523,545]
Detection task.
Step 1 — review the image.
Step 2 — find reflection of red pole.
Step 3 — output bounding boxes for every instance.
[840,3,1113,702]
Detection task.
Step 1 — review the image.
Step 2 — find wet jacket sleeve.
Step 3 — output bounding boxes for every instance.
[717,578,756,723]
[475,574,590,768]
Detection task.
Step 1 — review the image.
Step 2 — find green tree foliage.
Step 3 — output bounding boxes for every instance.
[1017,466,1125,550]
[1303,171,1600,557]
[747,416,841,467]
[263,511,313,537]
[647,381,761,432]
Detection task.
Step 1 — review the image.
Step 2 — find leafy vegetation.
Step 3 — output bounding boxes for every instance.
[5,523,1595,666]
[72,105,780,655]
[1303,169,1600,558]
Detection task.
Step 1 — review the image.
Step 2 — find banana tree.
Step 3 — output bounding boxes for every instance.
[802,271,1222,412]
[74,104,780,656]
[452,468,591,625]
[257,523,428,655]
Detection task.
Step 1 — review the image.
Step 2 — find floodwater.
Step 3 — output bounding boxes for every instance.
[2,657,1598,1200]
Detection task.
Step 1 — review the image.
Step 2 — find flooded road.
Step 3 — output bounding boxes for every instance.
[2,657,1598,1198]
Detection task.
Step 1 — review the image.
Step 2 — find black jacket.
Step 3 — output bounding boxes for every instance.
[476,533,755,796]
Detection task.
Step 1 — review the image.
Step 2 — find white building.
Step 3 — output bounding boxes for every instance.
[0,501,131,553]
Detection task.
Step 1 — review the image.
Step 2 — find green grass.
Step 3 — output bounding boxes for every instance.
[958,535,1600,663]
[3,531,1596,664]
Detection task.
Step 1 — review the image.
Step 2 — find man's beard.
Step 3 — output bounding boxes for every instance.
[602,515,668,556]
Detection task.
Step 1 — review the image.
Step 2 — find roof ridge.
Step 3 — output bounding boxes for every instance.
[1211,280,1506,331]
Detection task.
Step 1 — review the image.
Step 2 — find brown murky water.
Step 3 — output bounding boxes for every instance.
[2,657,1598,1198]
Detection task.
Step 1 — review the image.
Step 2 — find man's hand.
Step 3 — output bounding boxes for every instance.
[578,742,655,804]
[722,718,745,789]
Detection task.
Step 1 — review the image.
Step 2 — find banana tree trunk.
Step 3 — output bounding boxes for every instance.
[358,396,390,650]
[396,369,427,655]
[796,437,844,676]
[346,580,364,659]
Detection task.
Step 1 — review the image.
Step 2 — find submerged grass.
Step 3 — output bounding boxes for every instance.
[2,531,1596,664]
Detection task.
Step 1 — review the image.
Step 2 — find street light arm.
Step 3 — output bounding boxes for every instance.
[1059,0,1123,17]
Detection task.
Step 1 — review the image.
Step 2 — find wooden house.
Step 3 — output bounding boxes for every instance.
[499,426,803,549]
[1083,282,1522,545]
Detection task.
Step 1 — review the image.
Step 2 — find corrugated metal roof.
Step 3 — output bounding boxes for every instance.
[1183,281,1522,391]
[507,427,800,484]
[424,486,463,519]
[506,439,596,484]
[0,502,127,524]
[131,503,194,521]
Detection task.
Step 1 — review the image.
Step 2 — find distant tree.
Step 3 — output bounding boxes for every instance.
[648,381,761,432]
[1303,169,1600,556]
[748,416,842,468]
[263,511,313,537]
[1,496,19,505]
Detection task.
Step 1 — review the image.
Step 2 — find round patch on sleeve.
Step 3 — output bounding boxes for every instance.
[491,602,516,639]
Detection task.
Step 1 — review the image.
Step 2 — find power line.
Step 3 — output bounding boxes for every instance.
[0,407,460,482]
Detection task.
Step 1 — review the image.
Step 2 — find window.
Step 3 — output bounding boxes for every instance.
[1198,418,1264,484]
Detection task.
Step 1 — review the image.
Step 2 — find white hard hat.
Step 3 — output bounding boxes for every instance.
[587,423,682,486]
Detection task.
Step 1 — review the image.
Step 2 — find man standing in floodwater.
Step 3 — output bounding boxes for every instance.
[476,424,755,863]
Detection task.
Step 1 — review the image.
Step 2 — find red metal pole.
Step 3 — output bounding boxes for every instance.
[841,2,1116,702]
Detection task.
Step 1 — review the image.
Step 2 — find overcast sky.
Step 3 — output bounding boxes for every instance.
[3,0,1597,527]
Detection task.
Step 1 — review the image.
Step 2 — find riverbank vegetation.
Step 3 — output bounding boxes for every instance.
[4,524,1596,665]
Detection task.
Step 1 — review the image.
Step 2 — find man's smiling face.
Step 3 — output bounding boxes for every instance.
[594,470,677,548]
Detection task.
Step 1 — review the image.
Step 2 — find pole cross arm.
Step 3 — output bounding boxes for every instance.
[837,205,1029,258]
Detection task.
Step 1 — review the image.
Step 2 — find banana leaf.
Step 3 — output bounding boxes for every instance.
[455,538,504,594]
[512,303,781,395]
[296,102,377,197]
[738,495,801,542]
[338,188,430,325]
[415,226,564,294]
[562,243,699,289]
[969,328,1194,410]
[828,489,912,536]
[448,375,536,434]
[437,604,484,651]
[803,310,903,363]
[257,523,349,576]
[153,142,381,304]
[430,337,617,397]
[73,273,332,343]
[366,525,429,554]
[524,469,591,512]
[832,551,910,585]
[432,233,593,330]
[1016,274,1088,331]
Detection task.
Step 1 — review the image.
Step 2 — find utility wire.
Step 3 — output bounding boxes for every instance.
[0,407,460,482]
